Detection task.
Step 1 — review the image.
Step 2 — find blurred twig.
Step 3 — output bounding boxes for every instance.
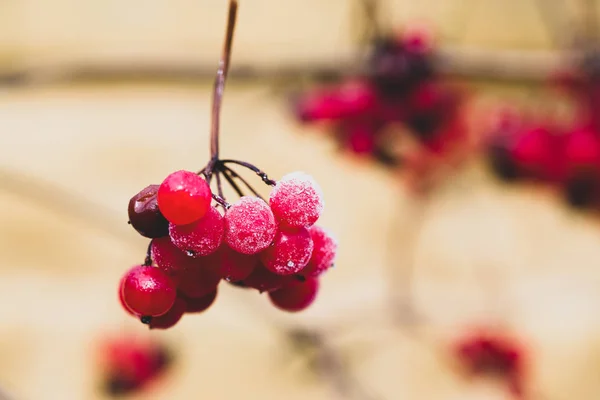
[0,47,577,89]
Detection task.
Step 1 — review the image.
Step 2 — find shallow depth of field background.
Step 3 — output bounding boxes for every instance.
[1,1,600,399]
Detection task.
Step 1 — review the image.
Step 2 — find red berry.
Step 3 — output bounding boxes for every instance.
[128,184,169,238]
[148,297,186,330]
[224,196,277,254]
[182,289,218,313]
[260,228,314,275]
[242,264,293,293]
[157,170,212,225]
[347,124,376,154]
[268,278,319,312]
[120,265,177,317]
[511,126,560,180]
[218,244,260,282]
[168,206,224,256]
[150,236,195,284]
[269,172,324,229]
[564,128,600,171]
[176,255,221,298]
[118,275,137,317]
[301,226,337,277]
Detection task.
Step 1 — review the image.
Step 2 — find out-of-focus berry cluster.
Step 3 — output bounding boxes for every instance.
[487,54,600,209]
[119,169,337,330]
[454,331,526,398]
[97,335,173,396]
[293,27,468,190]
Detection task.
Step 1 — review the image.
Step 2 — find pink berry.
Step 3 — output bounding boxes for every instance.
[511,126,559,180]
[150,236,195,285]
[218,244,260,282]
[301,226,337,277]
[269,172,324,229]
[120,265,177,317]
[260,227,314,275]
[157,170,212,225]
[268,278,319,312]
[176,254,221,298]
[182,289,218,313]
[168,206,224,256]
[148,297,186,330]
[224,196,277,254]
[564,128,600,171]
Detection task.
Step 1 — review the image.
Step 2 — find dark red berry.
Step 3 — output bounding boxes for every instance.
[243,264,293,293]
[182,289,218,313]
[128,184,169,238]
[157,170,212,225]
[148,297,186,330]
[218,244,260,282]
[120,265,177,317]
[176,255,221,298]
[268,278,319,312]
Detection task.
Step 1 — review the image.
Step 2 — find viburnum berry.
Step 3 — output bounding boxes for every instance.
[128,184,169,238]
[157,170,212,225]
[242,264,294,293]
[148,296,187,330]
[268,278,319,312]
[269,172,324,229]
[118,275,137,317]
[300,225,337,278]
[120,265,177,318]
[176,255,221,298]
[224,196,277,254]
[182,289,218,313]
[218,244,260,282]
[120,1,337,328]
[168,206,224,256]
[150,236,196,284]
[260,227,314,275]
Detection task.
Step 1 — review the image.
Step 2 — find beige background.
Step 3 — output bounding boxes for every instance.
[1,1,600,399]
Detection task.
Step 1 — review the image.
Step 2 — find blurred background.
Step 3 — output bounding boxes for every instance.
[2,0,600,399]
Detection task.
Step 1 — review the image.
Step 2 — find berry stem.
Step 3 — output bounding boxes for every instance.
[143,242,153,266]
[211,192,230,209]
[221,165,265,200]
[215,168,225,200]
[220,167,246,197]
[220,159,277,186]
[207,0,238,178]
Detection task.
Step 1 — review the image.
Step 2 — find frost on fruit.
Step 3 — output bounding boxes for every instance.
[302,225,338,277]
[224,196,278,254]
[269,171,324,228]
[169,206,225,257]
[260,228,314,275]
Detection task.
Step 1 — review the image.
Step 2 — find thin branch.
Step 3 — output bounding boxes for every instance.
[215,169,225,200]
[220,166,246,198]
[221,165,264,199]
[220,159,277,186]
[209,0,238,167]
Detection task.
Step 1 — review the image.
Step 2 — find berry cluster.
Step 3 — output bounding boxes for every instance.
[486,104,600,209]
[97,335,172,396]
[454,331,526,398]
[294,27,466,173]
[117,0,337,330]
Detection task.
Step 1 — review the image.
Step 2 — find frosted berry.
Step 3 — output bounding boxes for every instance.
[242,264,293,293]
[148,297,186,330]
[176,255,221,298]
[268,278,319,312]
[169,206,224,256]
[120,265,177,317]
[224,196,277,254]
[269,172,324,229]
[183,289,218,313]
[128,184,169,238]
[301,226,337,277]
[218,244,260,282]
[157,170,212,225]
[260,227,314,275]
[150,237,195,284]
